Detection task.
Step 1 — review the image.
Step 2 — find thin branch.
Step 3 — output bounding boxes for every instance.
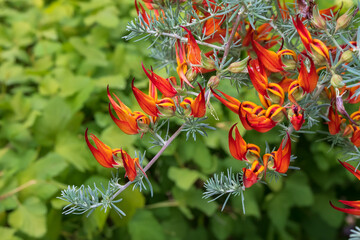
[110,124,185,200]
[0,180,37,200]
[145,30,225,51]
[220,7,244,69]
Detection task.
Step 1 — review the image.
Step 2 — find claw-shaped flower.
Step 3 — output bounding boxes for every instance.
[142,63,178,98]
[211,88,241,114]
[251,38,284,73]
[175,40,193,88]
[228,123,260,162]
[330,160,360,215]
[243,161,264,188]
[263,132,291,174]
[326,104,345,135]
[120,150,142,181]
[108,86,150,135]
[292,16,329,62]
[298,57,318,93]
[85,129,121,168]
[180,83,206,118]
[239,102,285,133]
[132,79,160,117]
[247,60,285,106]
[289,105,305,131]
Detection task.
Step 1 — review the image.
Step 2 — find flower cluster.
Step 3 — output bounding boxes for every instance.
[62,0,360,225]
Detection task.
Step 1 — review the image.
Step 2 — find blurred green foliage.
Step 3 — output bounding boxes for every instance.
[0,0,359,239]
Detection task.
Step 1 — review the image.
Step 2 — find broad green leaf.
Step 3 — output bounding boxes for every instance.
[8,197,47,238]
[33,40,61,57]
[32,97,73,145]
[210,213,234,240]
[284,173,314,207]
[0,226,21,240]
[55,131,91,172]
[95,7,119,28]
[267,192,291,230]
[172,187,217,217]
[128,209,165,240]
[168,167,201,191]
[26,152,68,179]
[313,194,344,228]
[84,207,110,233]
[38,76,59,96]
[192,140,217,174]
[160,210,189,240]
[100,125,137,154]
[111,187,145,227]
[45,209,62,240]
[69,37,107,66]
[0,62,25,85]
[94,74,126,90]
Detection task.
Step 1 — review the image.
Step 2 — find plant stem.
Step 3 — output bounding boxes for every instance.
[219,7,243,69]
[0,180,37,200]
[324,29,344,52]
[110,124,185,200]
[145,30,224,51]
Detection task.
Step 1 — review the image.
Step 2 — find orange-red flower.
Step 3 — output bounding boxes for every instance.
[351,126,360,147]
[85,129,121,168]
[247,59,285,106]
[180,83,206,118]
[108,86,150,135]
[298,57,318,93]
[142,63,178,98]
[292,16,329,62]
[181,26,202,70]
[228,123,260,162]
[239,102,285,133]
[132,79,160,117]
[276,0,289,21]
[289,105,305,131]
[211,88,241,114]
[263,133,291,174]
[202,13,224,37]
[135,0,150,25]
[243,23,278,49]
[326,104,344,135]
[347,86,360,104]
[247,59,268,97]
[330,160,360,215]
[243,161,264,188]
[120,150,141,181]
[175,40,193,88]
[251,38,284,73]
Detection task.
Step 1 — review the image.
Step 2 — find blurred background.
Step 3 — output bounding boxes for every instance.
[0,0,358,239]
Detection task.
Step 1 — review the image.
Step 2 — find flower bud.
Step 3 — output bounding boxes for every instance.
[342,124,354,138]
[207,75,220,88]
[335,8,353,32]
[282,58,297,71]
[185,69,198,82]
[312,5,326,30]
[157,98,176,118]
[340,50,354,64]
[311,46,327,66]
[330,74,345,88]
[227,56,249,73]
[201,54,215,70]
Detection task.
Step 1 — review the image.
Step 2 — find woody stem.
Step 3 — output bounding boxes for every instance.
[219,6,244,69]
[145,30,225,51]
[110,123,185,200]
